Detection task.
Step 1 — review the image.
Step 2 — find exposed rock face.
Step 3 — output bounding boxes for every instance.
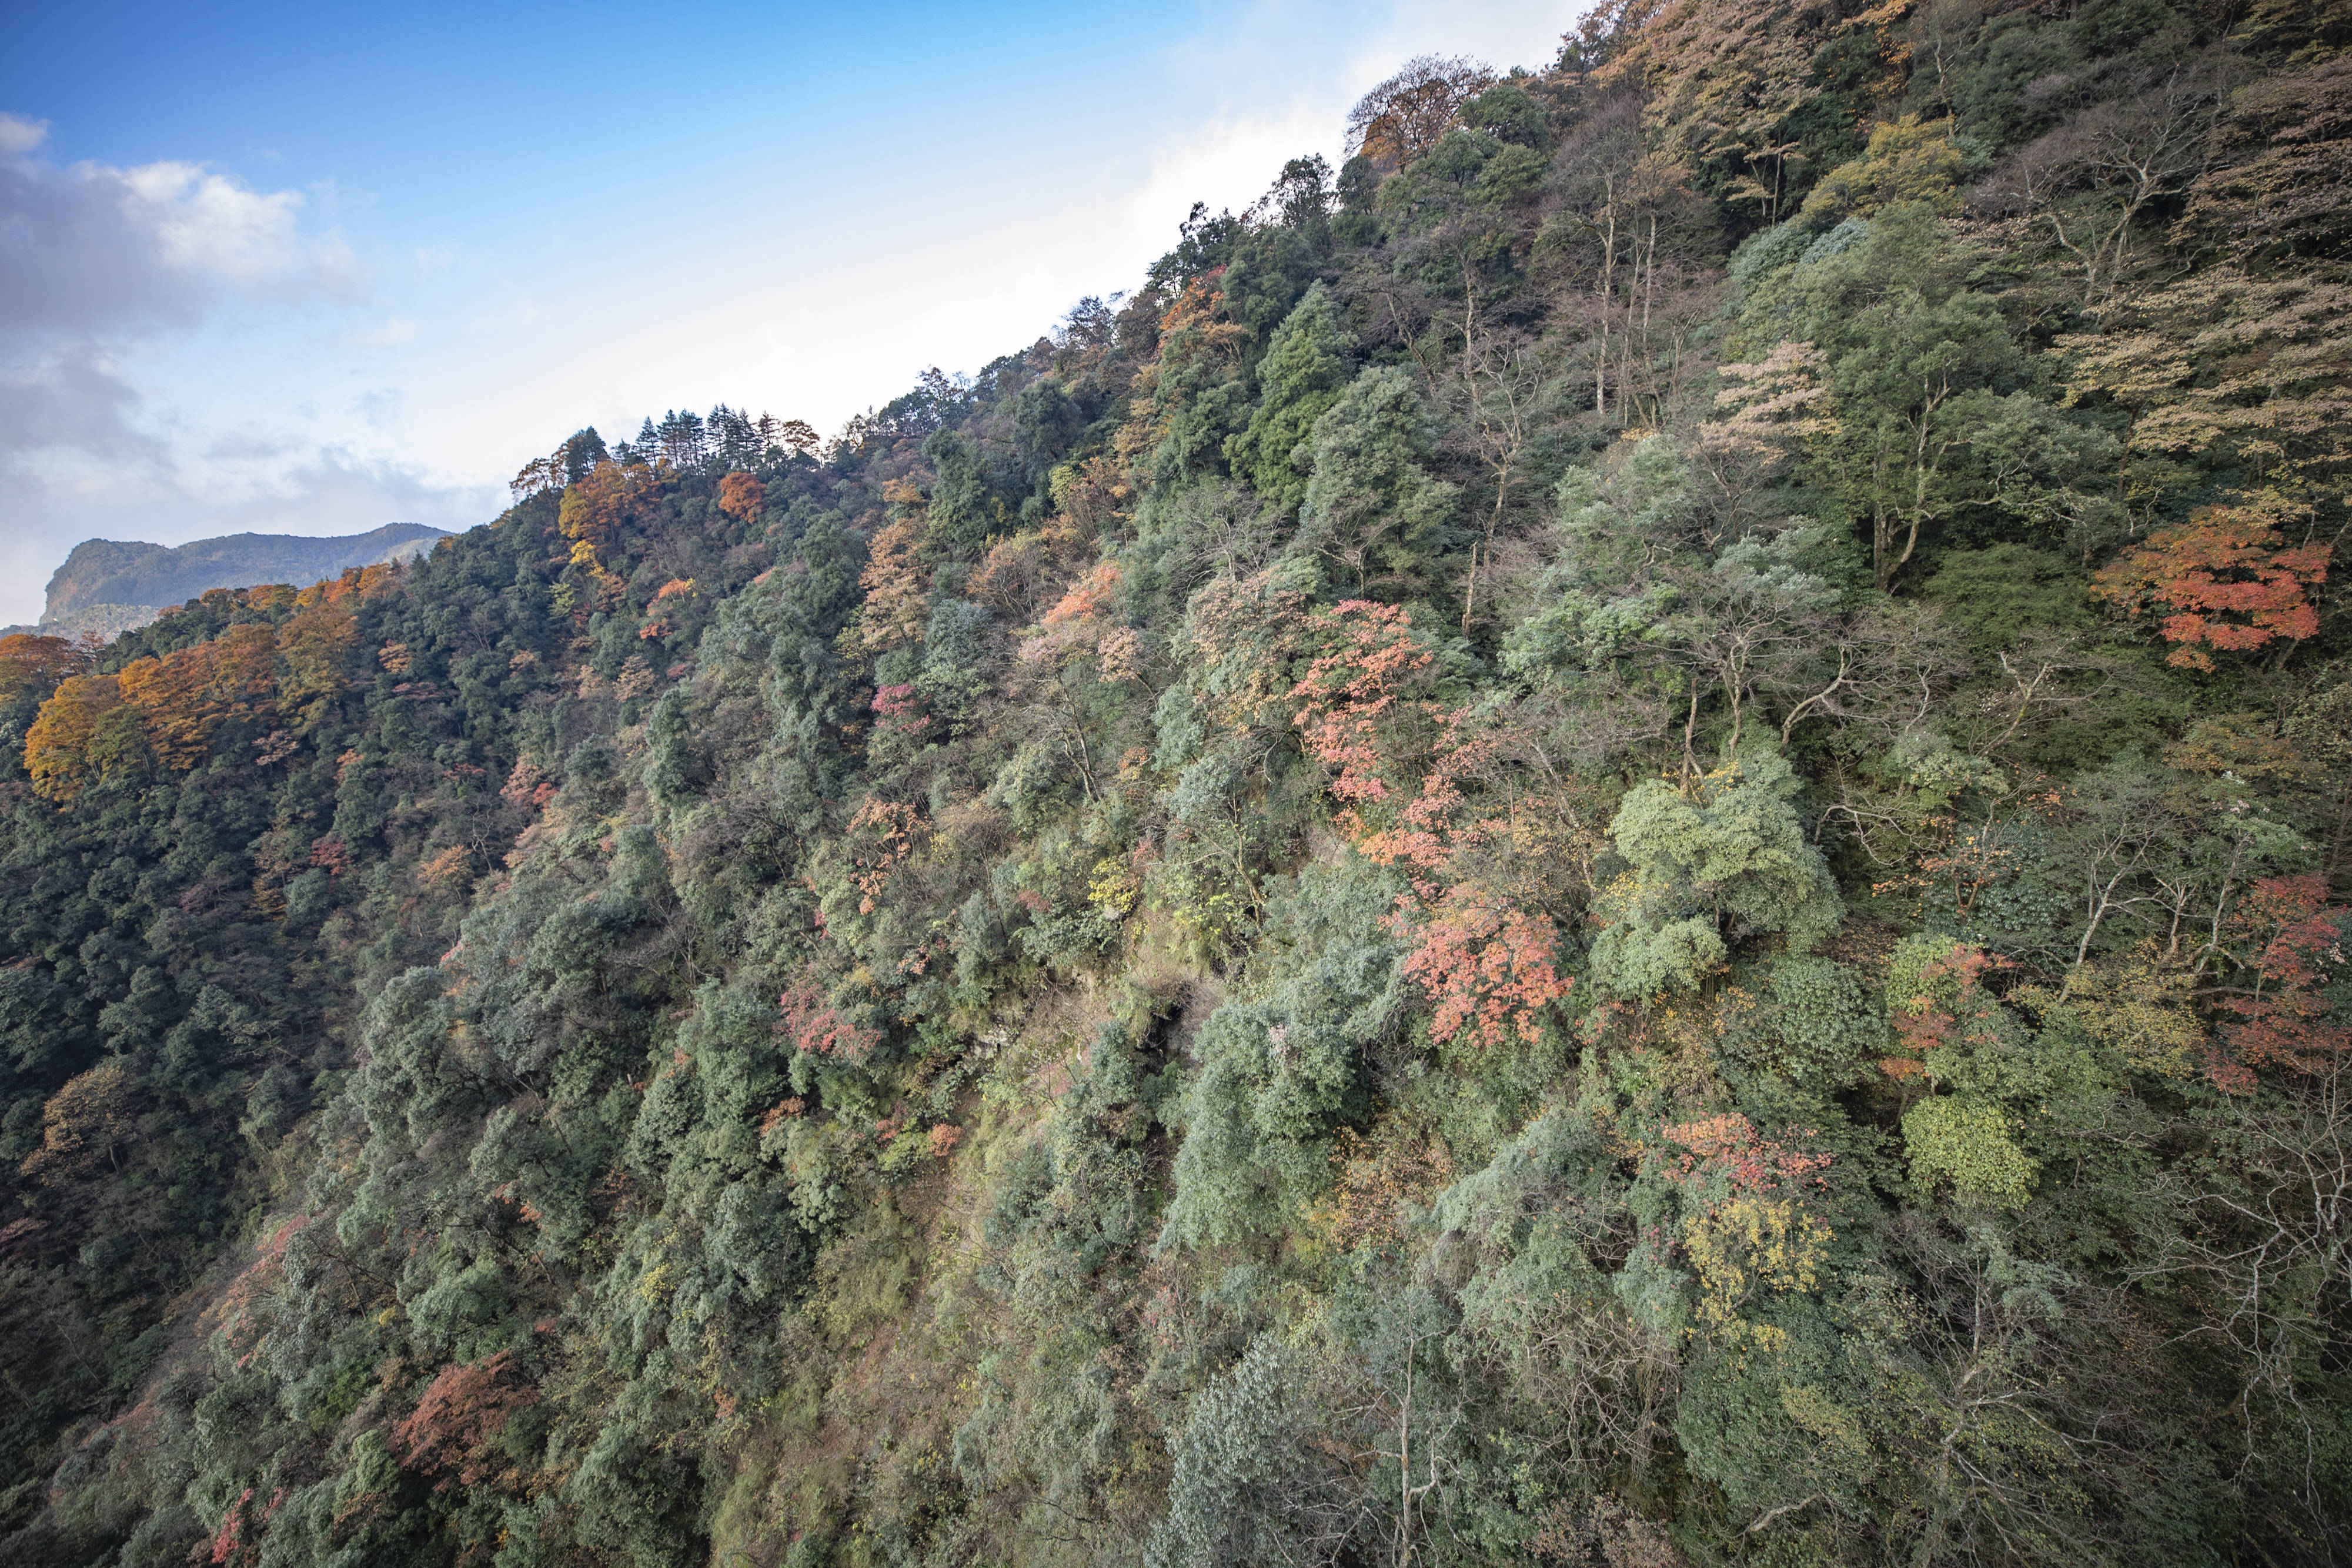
[37,523,452,633]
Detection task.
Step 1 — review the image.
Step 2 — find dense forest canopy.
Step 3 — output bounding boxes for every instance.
[3,0,2350,1563]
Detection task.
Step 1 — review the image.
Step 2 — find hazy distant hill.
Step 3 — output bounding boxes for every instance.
[30,523,451,638]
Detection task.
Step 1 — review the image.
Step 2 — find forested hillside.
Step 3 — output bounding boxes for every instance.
[3,0,2348,1562]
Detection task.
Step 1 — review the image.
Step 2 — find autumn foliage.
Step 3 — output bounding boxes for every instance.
[1656,1111,1833,1346]
[17,564,410,798]
[390,1350,541,1489]
[853,517,930,654]
[275,575,366,723]
[1288,599,1435,827]
[1345,54,1494,171]
[558,460,659,573]
[779,970,881,1061]
[1018,560,1147,685]
[2092,494,2331,669]
[2211,874,2350,1085]
[0,633,88,700]
[18,14,2352,1561]
[26,628,276,798]
[1288,605,1575,1049]
[116,622,278,770]
[1396,884,1573,1051]
[716,470,766,522]
[844,797,927,914]
[1880,944,2007,1084]
[23,673,129,802]
[19,1058,135,1181]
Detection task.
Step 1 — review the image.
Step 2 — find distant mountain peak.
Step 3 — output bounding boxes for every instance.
[35,523,453,640]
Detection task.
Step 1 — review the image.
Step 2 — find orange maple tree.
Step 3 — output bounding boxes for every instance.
[853,511,931,654]
[19,1059,136,1181]
[1288,599,1436,831]
[116,622,278,770]
[1879,944,2009,1084]
[1396,884,1574,1051]
[274,576,364,726]
[2092,493,2331,669]
[558,461,658,574]
[716,470,766,522]
[1018,560,1147,686]
[843,797,926,914]
[23,672,126,801]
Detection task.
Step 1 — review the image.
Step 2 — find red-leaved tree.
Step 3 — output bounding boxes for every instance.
[2092,493,2331,670]
[1292,618,1578,1051]
[390,1350,540,1490]
[1288,599,1436,832]
[2211,874,2348,1087]
[779,968,881,1062]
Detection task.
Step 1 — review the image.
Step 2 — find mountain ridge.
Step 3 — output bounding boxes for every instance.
[24,523,452,639]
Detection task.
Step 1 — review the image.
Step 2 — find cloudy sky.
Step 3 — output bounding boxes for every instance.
[0,0,1575,626]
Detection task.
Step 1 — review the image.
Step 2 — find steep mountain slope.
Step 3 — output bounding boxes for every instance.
[0,4,2347,1566]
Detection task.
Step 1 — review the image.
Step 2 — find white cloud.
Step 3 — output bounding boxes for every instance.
[351,387,405,428]
[0,123,369,336]
[0,112,49,158]
[114,159,365,298]
[0,350,169,472]
[0,115,398,622]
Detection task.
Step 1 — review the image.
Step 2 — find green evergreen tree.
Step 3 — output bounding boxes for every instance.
[1223,283,1358,516]
[1589,748,1845,996]
[1297,365,1461,593]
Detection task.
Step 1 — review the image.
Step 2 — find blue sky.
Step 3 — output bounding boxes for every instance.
[0,1,1575,625]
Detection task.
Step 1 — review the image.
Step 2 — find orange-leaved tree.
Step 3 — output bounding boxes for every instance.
[0,633,88,702]
[853,504,931,655]
[778,967,882,1062]
[24,672,128,802]
[390,1351,540,1490]
[19,1058,136,1181]
[116,622,279,771]
[844,797,927,915]
[2091,492,2330,670]
[558,460,657,574]
[1879,942,2009,1085]
[1018,560,1138,683]
[1345,54,1495,173]
[1368,713,1582,1052]
[275,574,365,728]
[1396,885,1575,1051]
[1288,599,1438,831]
[717,470,766,523]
